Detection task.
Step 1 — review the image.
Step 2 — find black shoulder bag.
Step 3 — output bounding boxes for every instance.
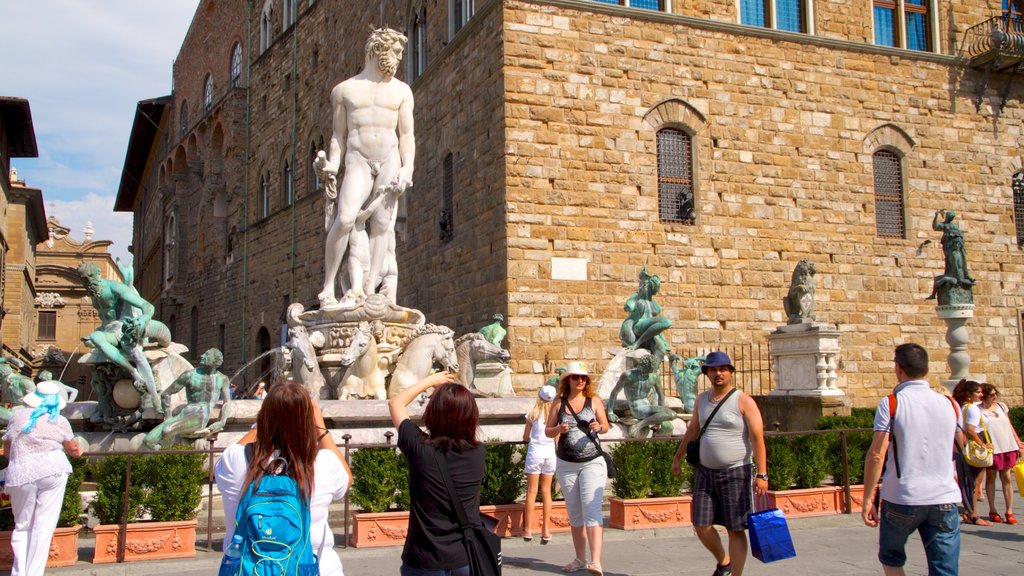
[564,398,617,479]
[686,388,738,466]
[431,449,502,576]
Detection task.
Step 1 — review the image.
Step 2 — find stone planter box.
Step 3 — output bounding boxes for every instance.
[766,486,844,518]
[481,501,571,537]
[92,519,197,563]
[349,511,410,548]
[840,484,867,514]
[0,525,81,569]
[609,496,693,530]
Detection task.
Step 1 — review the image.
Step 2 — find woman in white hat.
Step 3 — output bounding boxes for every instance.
[521,384,557,544]
[544,362,610,575]
[2,380,82,576]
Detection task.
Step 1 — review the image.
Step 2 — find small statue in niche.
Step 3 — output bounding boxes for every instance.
[783,259,816,325]
[478,313,507,348]
[607,354,677,438]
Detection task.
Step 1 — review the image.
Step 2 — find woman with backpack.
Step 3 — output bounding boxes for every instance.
[388,370,485,576]
[215,379,351,575]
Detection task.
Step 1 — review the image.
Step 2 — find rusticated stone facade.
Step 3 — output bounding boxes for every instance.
[121,0,1024,405]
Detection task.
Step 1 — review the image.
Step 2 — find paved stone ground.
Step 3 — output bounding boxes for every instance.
[48,491,1024,576]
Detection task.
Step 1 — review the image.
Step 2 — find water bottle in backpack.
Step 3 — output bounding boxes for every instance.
[219,534,244,576]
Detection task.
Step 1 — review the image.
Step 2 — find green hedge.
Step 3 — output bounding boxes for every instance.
[90,448,208,525]
[480,441,526,505]
[90,455,148,525]
[765,435,797,491]
[58,456,87,527]
[349,447,409,513]
[815,411,873,485]
[1009,406,1024,439]
[611,439,690,499]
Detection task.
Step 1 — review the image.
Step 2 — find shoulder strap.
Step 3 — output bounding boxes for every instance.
[886,393,901,479]
[698,388,738,441]
[431,448,473,531]
[564,398,609,456]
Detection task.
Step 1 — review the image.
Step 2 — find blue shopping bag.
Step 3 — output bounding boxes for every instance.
[747,503,796,563]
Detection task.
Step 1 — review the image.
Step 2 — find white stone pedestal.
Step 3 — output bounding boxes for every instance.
[936,304,974,392]
[472,362,515,397]
[767,323,845,397]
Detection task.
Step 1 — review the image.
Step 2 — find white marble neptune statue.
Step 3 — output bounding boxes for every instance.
[315,27,415,309]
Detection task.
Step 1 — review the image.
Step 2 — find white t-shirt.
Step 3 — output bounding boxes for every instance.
[215,444,349,576]
[961,403,985,434]
[525,414,555,460]
[873,380,960,506]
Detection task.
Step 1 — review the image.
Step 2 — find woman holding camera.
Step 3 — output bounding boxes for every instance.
[215,379,351,575]
[545,362,610,576]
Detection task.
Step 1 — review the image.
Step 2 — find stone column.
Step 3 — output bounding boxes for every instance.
[936,303,974,392]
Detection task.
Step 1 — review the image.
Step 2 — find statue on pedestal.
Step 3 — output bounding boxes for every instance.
[315,27,414,309]
[783,259,816,325]
[927,210,975,305]
[607,354,677,437]
[619,267,672,362]
[479,313,507,347]
[143,349,233,449]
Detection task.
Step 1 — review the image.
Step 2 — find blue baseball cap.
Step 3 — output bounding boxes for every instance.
[701,351,735,374]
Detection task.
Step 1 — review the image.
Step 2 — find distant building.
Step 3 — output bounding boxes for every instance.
[34,217,123,390]
[119,1,1024,404]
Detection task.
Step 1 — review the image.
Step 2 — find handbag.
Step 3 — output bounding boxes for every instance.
[686,389,738,467]
[1012,460,1024,498]
[432,449,502,576]
[564,399,617,478]
[747,495,796,564]
[964,414,993,468]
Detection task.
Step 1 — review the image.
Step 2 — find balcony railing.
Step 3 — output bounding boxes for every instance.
[963,15,1024,71]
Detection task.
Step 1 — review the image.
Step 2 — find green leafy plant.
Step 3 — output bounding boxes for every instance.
[792,434,829,489]
[1009,406,1024,439]
[349,447,409,513]
[90,455,147,525]
[480,441,526,505]
[611,439,688,499]
[765,435,797,491]
[57,456,87,527]
[143,446,206,522]
[817,414,874,485]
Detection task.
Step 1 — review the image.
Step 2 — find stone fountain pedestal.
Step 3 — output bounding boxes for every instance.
[759,323,850,431]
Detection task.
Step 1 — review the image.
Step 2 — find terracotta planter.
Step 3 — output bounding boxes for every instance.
[349,511,410,548]
[0,525,81,569]
[609,496,693,530]
[766,486,844,518]
[840,485,867,514]
[481,500,571,537]
[92,519,197,563]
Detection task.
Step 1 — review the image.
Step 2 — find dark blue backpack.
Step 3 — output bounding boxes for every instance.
[231,446,318,576]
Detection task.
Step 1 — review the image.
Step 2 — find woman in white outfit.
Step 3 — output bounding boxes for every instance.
[522,384,557,544]
[2,380,82,576]
[215,379,351,576]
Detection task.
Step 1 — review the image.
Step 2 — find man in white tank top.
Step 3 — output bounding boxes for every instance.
[671,351,768,576]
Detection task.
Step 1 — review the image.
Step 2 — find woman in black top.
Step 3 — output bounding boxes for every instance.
[389,371,485,576]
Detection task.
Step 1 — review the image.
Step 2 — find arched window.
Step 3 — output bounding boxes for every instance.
[283,161,294,206]
[657,128,696,224]
[873,150,905,238]
[260,174,271,219]
[190,306,199,360]
[409,10,427,82]
[440,153,454,241]
[1013,170,1024,246]
[260,2,273,53]
[230,43,242,88]
[163,213,177,285]
[203,74,214,113]
[179,101,189,137]
[284,0,296,29]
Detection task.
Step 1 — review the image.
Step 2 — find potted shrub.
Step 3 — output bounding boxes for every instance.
[765,434,843,518]
[91,447,206,563]
[609,439,693,530]
[817,411,874,512]
[0,456,86,569]
[349,447,411,547]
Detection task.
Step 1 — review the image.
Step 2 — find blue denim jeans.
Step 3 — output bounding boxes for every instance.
[878,501,960,576]
[399,564,471,576]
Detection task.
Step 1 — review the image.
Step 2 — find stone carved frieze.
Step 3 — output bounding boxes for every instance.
[35,292,66,308]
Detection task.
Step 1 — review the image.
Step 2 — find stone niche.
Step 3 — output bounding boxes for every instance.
[761,323,851,431]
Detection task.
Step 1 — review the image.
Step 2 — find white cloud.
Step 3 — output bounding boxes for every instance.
[1,0,199,250]
[45,194,134,264]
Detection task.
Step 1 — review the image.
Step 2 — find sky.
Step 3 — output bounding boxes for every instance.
[1,0,201,263]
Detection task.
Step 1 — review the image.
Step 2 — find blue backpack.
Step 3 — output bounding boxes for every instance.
[231,445,319,576]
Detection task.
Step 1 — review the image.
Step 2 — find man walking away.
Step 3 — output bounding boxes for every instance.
[862,343,961,576]
[671,351,768,576]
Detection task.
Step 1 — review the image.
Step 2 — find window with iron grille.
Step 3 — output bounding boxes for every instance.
[873,150,905,238]
[38,311,56,341]
[1013,171,1024,246]
[230,43,242,88]
[657,128,695,224]
[440,153,454,242]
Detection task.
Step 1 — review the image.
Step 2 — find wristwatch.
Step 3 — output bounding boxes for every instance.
[755,473,769,481]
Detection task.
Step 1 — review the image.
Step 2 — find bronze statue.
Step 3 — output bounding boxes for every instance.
[669,354,706,414]
[927,210,975,305]
[607,354,677,438]
[619,266,672,360]
[143,348,233,449]
[478,313,507,348]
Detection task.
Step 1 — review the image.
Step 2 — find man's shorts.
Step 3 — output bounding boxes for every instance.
[524,452,556,475]
[691,463,753,532]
